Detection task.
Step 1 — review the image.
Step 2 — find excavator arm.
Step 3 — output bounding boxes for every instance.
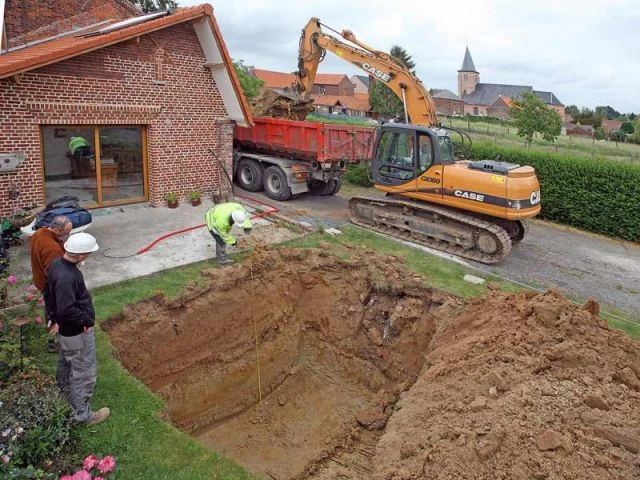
[295,17,438,127]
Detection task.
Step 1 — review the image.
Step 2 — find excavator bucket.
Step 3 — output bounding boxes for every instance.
[249,89,314,121]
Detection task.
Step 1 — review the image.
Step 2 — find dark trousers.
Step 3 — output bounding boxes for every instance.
[209,230,228,263]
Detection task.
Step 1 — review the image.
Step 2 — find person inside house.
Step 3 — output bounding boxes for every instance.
[68,136,91,158]
[45,232,110,425]
[204,202,252,266]
[29,215,73,353]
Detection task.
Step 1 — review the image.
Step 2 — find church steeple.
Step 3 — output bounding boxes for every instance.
[459,46,478,73]
[457,46,480,97]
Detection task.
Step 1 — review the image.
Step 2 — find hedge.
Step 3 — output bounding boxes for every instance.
[467,141,640,242]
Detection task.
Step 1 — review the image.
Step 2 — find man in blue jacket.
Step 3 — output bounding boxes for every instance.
[45,232,109,425]
[204,202,252,266]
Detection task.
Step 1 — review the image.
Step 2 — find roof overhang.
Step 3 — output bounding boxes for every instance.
[0,4,251,126]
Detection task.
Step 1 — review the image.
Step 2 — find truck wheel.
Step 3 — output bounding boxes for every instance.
[236,158,264,192]
[263,166,292,201]
[331,178,343,195]
[310,180,336,196]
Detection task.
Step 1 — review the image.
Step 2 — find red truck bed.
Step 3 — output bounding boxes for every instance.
[234,117,375,163]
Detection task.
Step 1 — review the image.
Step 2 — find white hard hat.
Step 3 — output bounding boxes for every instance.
[64,232,99,254]
[231,209,246,225]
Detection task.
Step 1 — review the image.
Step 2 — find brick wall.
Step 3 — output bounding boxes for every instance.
[312,77,354,97]
[0,21,234,215]
[433,98,464,116]
[4,0,137,49]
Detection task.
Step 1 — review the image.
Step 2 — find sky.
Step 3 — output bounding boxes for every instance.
[183,0,640,113]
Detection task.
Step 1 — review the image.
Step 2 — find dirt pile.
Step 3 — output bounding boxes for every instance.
[375,288,640,480]
[250,89,313,120]
[104,248,640,480]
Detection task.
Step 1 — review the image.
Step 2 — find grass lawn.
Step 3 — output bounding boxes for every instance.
[21,226,640,478]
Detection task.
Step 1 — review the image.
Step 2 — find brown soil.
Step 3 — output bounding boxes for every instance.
[103,248,640,480]
[249,89,313,120]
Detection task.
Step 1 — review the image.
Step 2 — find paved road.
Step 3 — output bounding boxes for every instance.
[239,188,640,320]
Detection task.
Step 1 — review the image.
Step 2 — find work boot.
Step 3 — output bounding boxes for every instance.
[217,258,234,266]
[86,407,110,426]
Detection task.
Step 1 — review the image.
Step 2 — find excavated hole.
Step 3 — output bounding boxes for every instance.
[104,248,458,479]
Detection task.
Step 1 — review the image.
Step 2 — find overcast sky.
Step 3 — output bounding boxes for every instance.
[185,0,640,113]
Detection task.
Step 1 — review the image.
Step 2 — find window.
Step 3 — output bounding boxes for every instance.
[418,135,433,171]
[41,126,147,207]
[318,85,326,95]
[473,106,479,115]
[377,131,416,181]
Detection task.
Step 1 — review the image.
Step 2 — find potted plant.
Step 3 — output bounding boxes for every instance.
[166,192,179,209]
[189,190,201,206]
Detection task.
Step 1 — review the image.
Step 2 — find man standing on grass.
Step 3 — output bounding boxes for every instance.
[45,232,109,425]
[30,216,73,353]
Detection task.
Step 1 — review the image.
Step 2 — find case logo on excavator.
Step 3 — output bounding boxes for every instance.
[454,190,485,202]
[530,190,541,205]
[361,63,391,83]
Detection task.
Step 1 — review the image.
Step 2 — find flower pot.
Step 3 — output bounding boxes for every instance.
[167,200,178,209]
[191,198,201,206]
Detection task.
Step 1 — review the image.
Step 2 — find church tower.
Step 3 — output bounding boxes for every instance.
[457,47,479,98]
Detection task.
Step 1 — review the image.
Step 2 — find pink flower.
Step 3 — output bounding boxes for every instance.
[60,477,73,480]
[37,296,44,305]
[34,316,43,325]
[82,454,98,471]
[94,478,105,480]
[27,284,38,294]
[25,293,34,302]
[6,275,16,285]
[96,455,116,474]
[71,470,92,480]
[1,454,10,464]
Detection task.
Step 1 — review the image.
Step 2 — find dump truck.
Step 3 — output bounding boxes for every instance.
[233,116,375,201]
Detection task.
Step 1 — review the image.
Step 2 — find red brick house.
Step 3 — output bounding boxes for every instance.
[311,74,353,97]
[0,0,251,215]
[486,95,513,120]
[429,89,464,116]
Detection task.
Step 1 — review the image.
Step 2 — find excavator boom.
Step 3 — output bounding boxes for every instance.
[295,17,437,126]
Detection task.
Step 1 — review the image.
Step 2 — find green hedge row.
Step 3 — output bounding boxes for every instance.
[467,141,640,242]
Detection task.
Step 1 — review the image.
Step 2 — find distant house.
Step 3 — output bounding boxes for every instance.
[250,68,296,93]
[0,0,250,214]
[312,94,371,117]
[458,47,564,121]
[430,89,464,116]
[351,75,370,95]
[312,74,353,96]
[601,119,622,134]
[487,95,513,120]
[564,123,594,138]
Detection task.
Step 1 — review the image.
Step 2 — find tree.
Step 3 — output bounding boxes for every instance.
[595,105,620,120]
[610,129,627,142]
[233,60,264,101]
[565,104,580,118]
[620,121,635,134]
[510,92,562,145]
[131,0,177,13]
[369,45,416,119]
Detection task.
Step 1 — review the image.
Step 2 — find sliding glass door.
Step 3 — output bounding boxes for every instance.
[41,125,148,208]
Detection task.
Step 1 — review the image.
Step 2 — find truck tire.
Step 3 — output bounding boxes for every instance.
[310,179,336,196]
[331,178,343,195]
[236,158,264,192]
[263,166,292,201]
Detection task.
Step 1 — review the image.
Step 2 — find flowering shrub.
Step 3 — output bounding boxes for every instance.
[60,454,117,480]
[0,371,76,477]
[0,274,47,381]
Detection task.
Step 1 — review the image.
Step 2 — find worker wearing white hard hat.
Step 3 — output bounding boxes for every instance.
[204,202,252,266]
[44,232,110,426]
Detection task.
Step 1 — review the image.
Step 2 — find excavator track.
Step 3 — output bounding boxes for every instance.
[349,196,512,264]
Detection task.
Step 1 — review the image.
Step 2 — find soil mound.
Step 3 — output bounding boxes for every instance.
[375,288,640,480]
[104,248,640,479]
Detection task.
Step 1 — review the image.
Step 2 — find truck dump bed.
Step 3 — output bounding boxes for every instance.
[234,117,375,163]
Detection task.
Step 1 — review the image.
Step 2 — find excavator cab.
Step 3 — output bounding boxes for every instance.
[371,124,455,187]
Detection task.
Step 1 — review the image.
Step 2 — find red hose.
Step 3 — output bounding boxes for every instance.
[135,194,279,255]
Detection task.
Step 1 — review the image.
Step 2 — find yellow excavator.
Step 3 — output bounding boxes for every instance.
[294,17,541,264]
